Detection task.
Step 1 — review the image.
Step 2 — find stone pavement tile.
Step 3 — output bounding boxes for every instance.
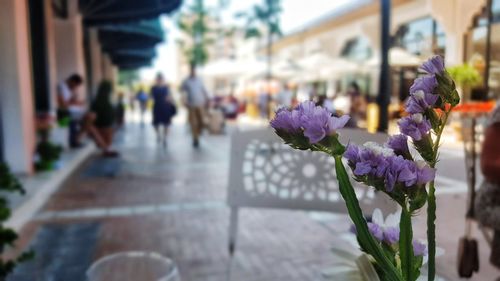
[8,222,99,281]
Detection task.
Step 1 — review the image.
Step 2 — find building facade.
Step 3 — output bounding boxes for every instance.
[0,0,179,174]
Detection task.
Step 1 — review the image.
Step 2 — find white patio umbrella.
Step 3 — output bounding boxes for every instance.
[319,58,360,79]
[202,58,246,77]
[365,47,422,67]
[296,53,336,82]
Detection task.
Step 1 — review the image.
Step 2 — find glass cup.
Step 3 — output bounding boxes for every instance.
[86,251,180,281]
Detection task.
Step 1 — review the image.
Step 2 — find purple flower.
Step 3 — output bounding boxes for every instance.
[409,75,437,94]
[270,109,301,132]
[368,222,384,241]
[406,90,439,114]
[398,161,419,187]
[302,106,349,144]
[398,114,432,141]
[270,101,349,143]
[385,156,407,191]
[344,144,361,163]
[386,134,409,156]
[416,161,436,184]
[297,100,316,116]
[344,142,434,191]
[383,227,400,244]
[420,55,445,75]
[354,161,372,176]
[413,240,428,256]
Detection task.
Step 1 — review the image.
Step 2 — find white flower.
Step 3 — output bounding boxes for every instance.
[413,90,426,100]
[371,208,400,230]
[363,142,395,157]
[412,113,424,124]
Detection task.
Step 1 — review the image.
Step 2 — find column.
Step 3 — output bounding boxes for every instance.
[102,54,117,82]
[44,0,59,113]
[89,28,103,95]
[53,3,87,98]
[429,0,487,65]
[0,0,36,173]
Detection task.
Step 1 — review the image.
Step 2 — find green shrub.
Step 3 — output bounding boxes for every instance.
[0,163,33,278]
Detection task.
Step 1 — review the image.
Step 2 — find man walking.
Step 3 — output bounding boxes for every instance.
[181,63,209,148]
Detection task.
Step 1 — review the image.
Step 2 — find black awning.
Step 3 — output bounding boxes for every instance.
[98,18,164,52]
[80,0,182,26]
[109,48,157,59]
[111,55,153,66]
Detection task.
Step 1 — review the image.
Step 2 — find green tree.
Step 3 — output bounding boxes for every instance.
[177,0,212,66]
[118,70,140,87]
[237,0,283,80]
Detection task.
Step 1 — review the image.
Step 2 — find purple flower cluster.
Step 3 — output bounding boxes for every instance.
[344,142,435,191]
[413,240,428,257]
[398,113,432,141]
[406,90,439,114]
[270,101,350,144]
[368,223,400,245]
[409,75,437,94]
[420,55,445,75]
[402,56,443,138]
[386,134,410,157]
[368,222,427,256]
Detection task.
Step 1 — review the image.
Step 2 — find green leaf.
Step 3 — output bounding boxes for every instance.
[399,208,416,281]
[409,187,428,212]
[334,156,403,281]
[245,28,261,38]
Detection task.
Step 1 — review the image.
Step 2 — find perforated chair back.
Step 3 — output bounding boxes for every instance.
[225,127,398,279]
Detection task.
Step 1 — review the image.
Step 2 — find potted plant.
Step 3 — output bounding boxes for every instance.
[447,64,482,102]
[34,128,63,171]
[0,163,33,279]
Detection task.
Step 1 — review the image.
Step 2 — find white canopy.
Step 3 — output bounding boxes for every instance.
[202,59,266,78]
[296,53,360,81]
[365,47,422,67]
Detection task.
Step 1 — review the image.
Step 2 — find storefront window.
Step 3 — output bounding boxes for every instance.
[493,0,500,22]
[466,1,500,99]
[488,0,500,98]
[340,37,372,62]
[393,17,446,57]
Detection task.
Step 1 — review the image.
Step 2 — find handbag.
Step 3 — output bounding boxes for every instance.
[457,219,479,277]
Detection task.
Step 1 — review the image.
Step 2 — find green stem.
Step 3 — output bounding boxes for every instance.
[334,155,403,281]
[427,181,436,281]
[400,207,415,281]
[427,109,451,281]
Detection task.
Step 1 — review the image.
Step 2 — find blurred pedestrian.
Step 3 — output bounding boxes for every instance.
[181,63,209,148]
[347,82,366,128]
[90,80,119,157]
[151,73,176,147]
[56,74,85,148]
[223,93,239,120]
[258,90,270,119]
[475,104,500,269]
[115,92,126,129]
[276,83,293,108]
[135,87,149,125]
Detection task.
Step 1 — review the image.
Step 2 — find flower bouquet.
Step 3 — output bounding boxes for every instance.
[270,56,459,281]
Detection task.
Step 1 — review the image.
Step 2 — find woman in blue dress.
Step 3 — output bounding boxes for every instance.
[151,73,176,146]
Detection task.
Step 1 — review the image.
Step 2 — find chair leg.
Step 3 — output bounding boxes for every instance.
[227,207,239,281]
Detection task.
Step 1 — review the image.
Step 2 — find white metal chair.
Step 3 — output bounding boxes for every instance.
[226,127,398,279]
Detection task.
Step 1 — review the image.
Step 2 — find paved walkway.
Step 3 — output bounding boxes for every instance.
[7,115,499,280]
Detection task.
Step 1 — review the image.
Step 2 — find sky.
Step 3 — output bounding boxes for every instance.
[140,0,353,82]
